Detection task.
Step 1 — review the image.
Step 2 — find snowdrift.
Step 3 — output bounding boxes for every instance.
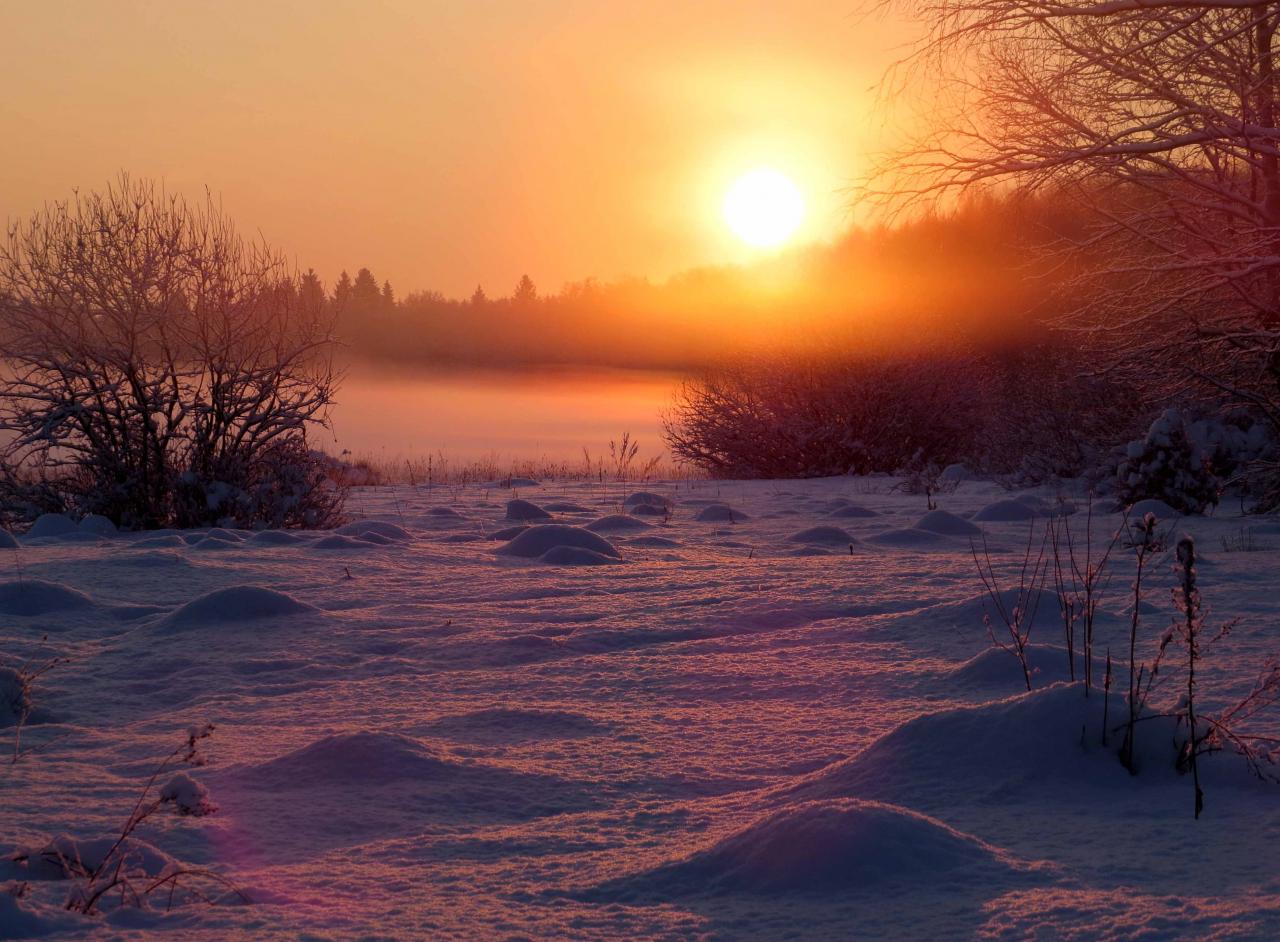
[585,514,652,534]
[495,525,621,560]
[914,510,982,537]
[787,526,855,546]
[157,586,318,631]
[584,798,1036,899]
[0,580,95,617]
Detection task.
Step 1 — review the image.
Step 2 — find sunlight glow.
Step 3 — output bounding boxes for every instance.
[723,168,806,249]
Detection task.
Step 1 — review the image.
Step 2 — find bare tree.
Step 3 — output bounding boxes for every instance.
[876,0,1280,452]
[0,176,342,529]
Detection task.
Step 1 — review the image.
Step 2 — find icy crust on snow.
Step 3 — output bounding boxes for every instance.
[585,798,1037,899]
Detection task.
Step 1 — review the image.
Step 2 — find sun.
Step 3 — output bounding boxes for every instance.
[723,167,805,249]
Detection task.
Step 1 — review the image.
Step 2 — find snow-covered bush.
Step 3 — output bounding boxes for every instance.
[1112,409,1222,514]
[1111,412,1269,514]
[0,176,342,531]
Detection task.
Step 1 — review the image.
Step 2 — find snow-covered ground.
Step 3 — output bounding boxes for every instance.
[3,477,1279,940]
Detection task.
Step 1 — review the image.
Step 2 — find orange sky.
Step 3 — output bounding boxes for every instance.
[0,1,910,297]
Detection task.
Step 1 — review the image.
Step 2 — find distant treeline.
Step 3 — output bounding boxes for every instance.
[325,192,1094,370]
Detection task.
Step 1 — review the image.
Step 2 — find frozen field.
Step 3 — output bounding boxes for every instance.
[3,477,1279,940]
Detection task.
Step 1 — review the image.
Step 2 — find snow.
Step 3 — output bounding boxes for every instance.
[914,509,983,536]
[694,503,748,522]
[585,514,653,534]
[0,580,95,617]
[786,525,856,546]
[3,475,1279,940]
[494,524,622,559]
[973,498,1040,521]
[25,514,78,539]
[159,585,317,630]
[505,499,552,522]
[587,798,1036,899]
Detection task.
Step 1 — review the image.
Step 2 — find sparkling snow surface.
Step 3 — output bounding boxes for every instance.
[3,478,1280,940]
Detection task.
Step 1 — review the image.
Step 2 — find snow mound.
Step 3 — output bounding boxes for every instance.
[914,510,982,537]
[215,729,594,849]
[625,536,682,549]
[623,491,673,509]
[26,514,78,538]
[696,504,747,522]
[78,513,118,535]
[337,520,412,541]
[237,730,458,786]
[249,530,308,546]
[783,683,1247,810]
[943,643,1078,689]
[426,506,466,518]
[787,526,855,546]
[132,535,186,549]
[0,530,17,549]
[12,833,176,881]
[908,588,1052,633]
[191,537,237,551]
[160,585,317,630]
[588,799,1029,898]
[107,550,190,568]
[495,525,621,560]
[0,580,95,617]
[539,546,622,566]
[826,504,879,519]
[585,514,653,534]
[1125,498,1179,519]
[866,528,954,549]
[506,498,553,522]
[973,499,1040,522]
[312,534,371,550]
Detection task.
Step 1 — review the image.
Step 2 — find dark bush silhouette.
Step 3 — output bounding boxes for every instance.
[0,176,343,530]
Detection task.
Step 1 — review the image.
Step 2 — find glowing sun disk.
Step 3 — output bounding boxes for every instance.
[723,168,805,248]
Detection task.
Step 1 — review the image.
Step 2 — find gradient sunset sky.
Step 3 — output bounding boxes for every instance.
[1,1,909,297]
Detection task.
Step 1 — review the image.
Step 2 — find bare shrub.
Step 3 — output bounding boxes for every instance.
[664,352,984,478]
[0,176,341,530]
[42,725,243,914]
[1047,499,1121,695]
[1121,513,1168,774]
[971,522,1050,691]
